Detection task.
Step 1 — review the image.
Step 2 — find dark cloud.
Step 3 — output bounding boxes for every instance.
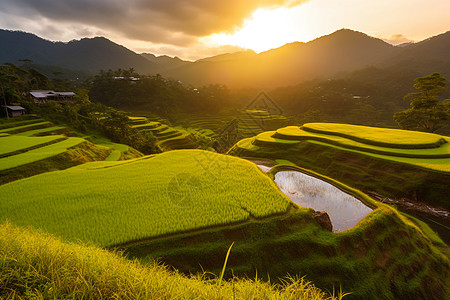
[0,0,308,46]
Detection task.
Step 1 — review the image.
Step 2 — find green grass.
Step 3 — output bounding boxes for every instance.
[0,150,293,247]
[156,132,197,151]
[0,222,341,300]
[105,149,122,161]
[85,136,142,161]
[302,123,447,149]
[229,124,450,208]
[0,135,66,157]
[131,122,161,129]
[0,118,45,129]
[15,126,67,136]
[275,126,450,158]
[308,140,450,172]
[251,125,450,172]
[254,131,300,147]
[0,121,52,133]
[0,137,85,171]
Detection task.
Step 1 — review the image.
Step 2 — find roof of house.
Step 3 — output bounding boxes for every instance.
[6,105,25,111]
[30,90,76,98]
[58,92,76,96]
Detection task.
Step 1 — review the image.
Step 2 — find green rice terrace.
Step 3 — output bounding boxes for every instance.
[229,123,450,209]
[0,118,449,299]
[0,142,449,299]
[0,118,142,184]
[129,116,205,151]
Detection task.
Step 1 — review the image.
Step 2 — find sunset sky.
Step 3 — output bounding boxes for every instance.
[0,0,449,60]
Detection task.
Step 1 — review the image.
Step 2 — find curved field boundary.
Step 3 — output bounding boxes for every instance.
[128,116,148,125]
[0,136,67,159]
[307,140,450,173]
[0,119,45,130]
[232,134,450,173]
[273,127,450,159]
[0,121,53,134]
[131,122,160,129]
[156,132,196,151]
[302,123,447,149]
[0,137,85,171]
[253,131,300,148]
[105,150,122,161]
[16,126,68,137]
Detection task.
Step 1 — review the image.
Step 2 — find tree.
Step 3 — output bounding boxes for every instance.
[394,72,449,133]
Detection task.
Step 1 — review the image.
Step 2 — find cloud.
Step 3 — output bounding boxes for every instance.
[384,34,414,45]
[0,0,308,46]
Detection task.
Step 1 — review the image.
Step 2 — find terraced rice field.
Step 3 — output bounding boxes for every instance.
[301,123,447,148]
[129,117,200,150]
[233,124,450,172]
[15,126,67,136]
[0,135,66,158]
[0,150,292,246]
[0,121,52,134]
[0,137,86,171]
[0,119,134,176]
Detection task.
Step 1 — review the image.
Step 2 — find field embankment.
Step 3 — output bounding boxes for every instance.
[228,123,450,209]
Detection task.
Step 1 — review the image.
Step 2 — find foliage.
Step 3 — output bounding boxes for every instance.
[0,150,292,247]
[394,73,450,132]
[35,101,158,154]
[0,63,53,108]
[88,69,232,116]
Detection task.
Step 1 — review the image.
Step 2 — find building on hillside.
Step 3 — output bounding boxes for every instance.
[30,90,76,104]
[2,105,26,117]
[113,76,140,84]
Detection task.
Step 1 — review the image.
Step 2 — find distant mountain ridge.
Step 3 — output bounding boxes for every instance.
[0,29,155,74]
[1,28,449,87]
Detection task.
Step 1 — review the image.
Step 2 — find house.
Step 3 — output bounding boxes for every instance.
[113,76,140,84]
[30,90,76,104]
[3,105,26,117]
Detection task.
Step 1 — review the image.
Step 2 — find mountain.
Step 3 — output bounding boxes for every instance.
[157,29,400,87]
[196,50,257,63]
[378,31,450,78]
[0,29,155,74]
[1,28,449,88]
[141,53,190,71]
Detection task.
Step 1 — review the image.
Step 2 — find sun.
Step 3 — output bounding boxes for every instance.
[202,7,304,53]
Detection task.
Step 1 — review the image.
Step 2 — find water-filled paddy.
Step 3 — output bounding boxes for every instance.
[274,171,373,232]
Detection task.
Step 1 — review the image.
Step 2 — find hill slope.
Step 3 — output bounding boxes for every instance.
[0,29,156,73]
[2,28,450,88]
[161,29,399,87]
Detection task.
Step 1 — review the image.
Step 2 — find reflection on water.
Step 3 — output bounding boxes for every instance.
[274,171,373,232]
[257,165,272,172]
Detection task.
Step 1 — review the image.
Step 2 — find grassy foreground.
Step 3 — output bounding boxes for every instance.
[0,222,344,300]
